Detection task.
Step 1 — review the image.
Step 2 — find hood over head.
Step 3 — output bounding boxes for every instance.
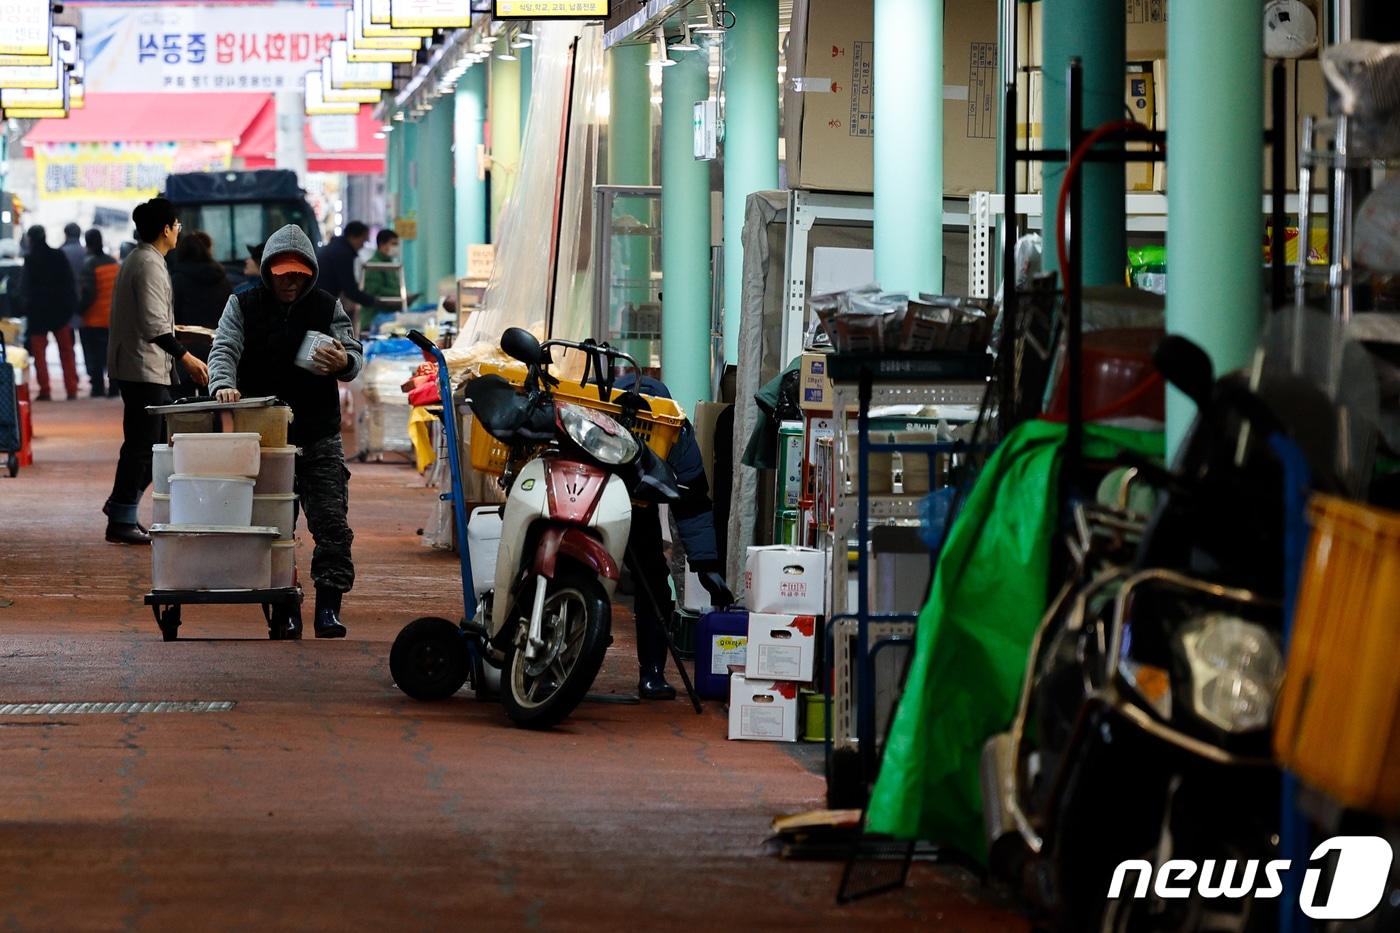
[259,223,320,294]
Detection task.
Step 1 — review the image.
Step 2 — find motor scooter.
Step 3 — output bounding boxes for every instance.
[390,328,687,729]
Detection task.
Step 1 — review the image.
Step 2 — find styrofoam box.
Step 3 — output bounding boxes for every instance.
[171,433,261,478]
[150,525,277,591]
[255,446,297,495]
[271,540,296,588]
[152,444,173,494]
[744,545,827,615]
[727,674,798,742]
[252,493,297,541]
[745,613,817,682]
[169,474,255,526]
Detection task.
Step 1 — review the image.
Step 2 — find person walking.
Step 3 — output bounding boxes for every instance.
[359,229,408,333]
[316,221,394,325]
[60,222,86,284]
[208,224,363,638]
[78,228,119,398]
[104,198,209,545]
[20,225,80,401]
[169,231,231,400]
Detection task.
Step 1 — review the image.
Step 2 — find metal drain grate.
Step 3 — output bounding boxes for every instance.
[0,701,236,716]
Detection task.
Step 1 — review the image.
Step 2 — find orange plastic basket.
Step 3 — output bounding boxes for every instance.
[1274,494,1400,815]
[466,363,687,477]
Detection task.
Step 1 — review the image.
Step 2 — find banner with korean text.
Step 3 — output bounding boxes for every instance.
[35,141,233,200]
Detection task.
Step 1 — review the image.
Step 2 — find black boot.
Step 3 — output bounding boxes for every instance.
[636,618,675,701]
[269,604,303,641]
[105,522,150,545]
[313,588,347,639]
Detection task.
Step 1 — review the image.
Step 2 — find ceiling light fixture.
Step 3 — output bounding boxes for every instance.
[671,25,700,52]
[645,31,675,67]
[496,49,518,61]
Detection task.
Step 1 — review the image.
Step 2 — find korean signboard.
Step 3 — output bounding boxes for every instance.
[82,4,346,93]
[493,0,610,17]
[389,0,472,30]
[0,0,51,56]
[34,141,232,201]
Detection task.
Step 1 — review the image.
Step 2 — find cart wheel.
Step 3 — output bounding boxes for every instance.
[390,617,468,700]
[5,453,16,477]
[158,606,181,642]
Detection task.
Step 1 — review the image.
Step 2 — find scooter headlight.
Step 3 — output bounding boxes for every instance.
[556,403,639,466]
[1175,614,1282,733]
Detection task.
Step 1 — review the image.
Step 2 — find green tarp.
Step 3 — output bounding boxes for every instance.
[865,420,1164,863]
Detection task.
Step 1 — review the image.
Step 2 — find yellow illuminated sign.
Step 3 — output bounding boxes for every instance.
[493,0,610,19]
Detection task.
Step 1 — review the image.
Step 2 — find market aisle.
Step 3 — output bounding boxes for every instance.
[0,400,1026,931]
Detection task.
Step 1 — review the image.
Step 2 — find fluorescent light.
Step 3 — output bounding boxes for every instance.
[517,30,536,40]
[496,50,518,61]
[646,31,675,67]
[511,38,531,49]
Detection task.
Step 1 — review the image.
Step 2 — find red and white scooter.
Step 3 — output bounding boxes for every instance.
[392,328,686,729]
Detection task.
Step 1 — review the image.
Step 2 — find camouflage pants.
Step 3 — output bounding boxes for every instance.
[296,435,355,593]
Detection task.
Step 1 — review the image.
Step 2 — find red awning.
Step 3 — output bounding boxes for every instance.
[236,101,385,175]
[23,93,269,145]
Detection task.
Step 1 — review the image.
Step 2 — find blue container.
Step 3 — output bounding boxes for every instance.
[694,609,749,700]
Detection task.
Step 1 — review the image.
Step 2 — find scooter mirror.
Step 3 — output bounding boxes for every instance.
[1154,335,1215,410]
[501,327,544,366]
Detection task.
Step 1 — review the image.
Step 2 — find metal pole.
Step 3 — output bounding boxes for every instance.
[1270,61,1287,311]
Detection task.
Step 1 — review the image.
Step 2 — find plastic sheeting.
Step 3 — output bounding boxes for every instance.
[462,23,605,351]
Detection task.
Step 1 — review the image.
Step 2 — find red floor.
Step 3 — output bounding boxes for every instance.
[0,397,1027,930]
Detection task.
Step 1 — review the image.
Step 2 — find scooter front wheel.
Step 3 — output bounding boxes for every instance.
[500,569,611,730]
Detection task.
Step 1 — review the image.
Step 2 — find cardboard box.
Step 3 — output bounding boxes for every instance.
[744,545,827,616]
[690,401,730,488]
[728,673,799,742]
[746,613,818,682]
[1125,61,1157,192]
[799,351,834,412]
[784,0,999,195]
[1125,0,1168,58]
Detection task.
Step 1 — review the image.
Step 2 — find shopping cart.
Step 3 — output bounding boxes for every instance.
[0,329,21,477]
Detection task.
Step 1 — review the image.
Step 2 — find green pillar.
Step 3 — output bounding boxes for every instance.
[519,41,533,132]
[722,0,778,364]
[607,43,654,358]
[1165,0,1262,454]
[489,52,522,235]
[660,48,712,413]
[1041,0,1125,285]
[399,120,424,298]
[874,0,942,295]
[454,66,488,279]
[418,98,456,298]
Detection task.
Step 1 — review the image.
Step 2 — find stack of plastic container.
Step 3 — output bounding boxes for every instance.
[149,405,298,591]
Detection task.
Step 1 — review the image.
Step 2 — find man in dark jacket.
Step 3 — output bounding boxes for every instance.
[209,224,364,639]
[78,229,119,397]
[20,225,80,401]
[616,374,733,699]
[315,220,393,322]
[60,222,86,285]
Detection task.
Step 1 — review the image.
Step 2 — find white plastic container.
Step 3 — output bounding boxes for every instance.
[151,493,170,526]
[168,474,255,526]
[255,446,297,495]
[467,506,503,595]
[271,540,297,588]
[295,331,336,372]
[252,493,297,540]
[149,525,278,591]
[152,444,174,495]
[171,433,261,478]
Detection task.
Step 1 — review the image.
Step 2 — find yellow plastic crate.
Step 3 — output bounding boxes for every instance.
[466,363,686,477]
[1274,494,1400,815]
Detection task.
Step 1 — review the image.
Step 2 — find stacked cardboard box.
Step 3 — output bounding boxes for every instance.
[728,546,827,742]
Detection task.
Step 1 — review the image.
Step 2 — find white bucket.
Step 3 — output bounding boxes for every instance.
[172,433,261,478]
[169,474,255,526]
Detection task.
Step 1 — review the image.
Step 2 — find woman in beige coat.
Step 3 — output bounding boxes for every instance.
[103,197,208,545]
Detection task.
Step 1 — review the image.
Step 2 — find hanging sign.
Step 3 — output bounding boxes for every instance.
[347,8,420,64]
[358,0,431,40]
[81,4,344,93]
[305,70,361,116]
[53,26,79,65]
[309,114,359,151]
[69,61,86,109]
[390,0,472,31]
[0,0,51,56]
[34,142,232,201]
[321,56,380,104]
[2,75,68,110]
[0,42,63,90]
[369,0,393,25]
[330,38,392,90]
[493,0,609,18]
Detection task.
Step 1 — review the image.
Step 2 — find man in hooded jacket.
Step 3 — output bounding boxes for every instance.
[207,224,363,639]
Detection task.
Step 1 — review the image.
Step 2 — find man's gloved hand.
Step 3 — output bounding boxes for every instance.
[697,570,734,609]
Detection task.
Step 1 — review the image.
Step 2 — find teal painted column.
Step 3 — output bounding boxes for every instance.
[874,0,942,295]
[1165,0,1262,454]
[722,0,778,364]
[607,43,655,360]
[419,101,456,299]
[660,48,712,413]
[1041,0,1125,285]
[399,120,424,297]
[454,66,488,279]
[489,53,522,235]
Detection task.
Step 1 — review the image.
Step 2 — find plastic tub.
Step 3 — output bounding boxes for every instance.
[172,432,261,478]
[149,525,278,591]
[165,410,216,437]
[151,493,170,526]
[271,540,297,588]
[255,446,297,495]
[152,444,174,495]
[232,406,294,447]
[168,474,255,526]
[252,493,297,541]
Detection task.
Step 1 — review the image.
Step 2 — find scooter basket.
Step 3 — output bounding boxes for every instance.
[1274,494,1400,815]
[468,362,686,477]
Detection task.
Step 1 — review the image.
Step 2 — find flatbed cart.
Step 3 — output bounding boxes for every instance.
[144,587,304,641]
